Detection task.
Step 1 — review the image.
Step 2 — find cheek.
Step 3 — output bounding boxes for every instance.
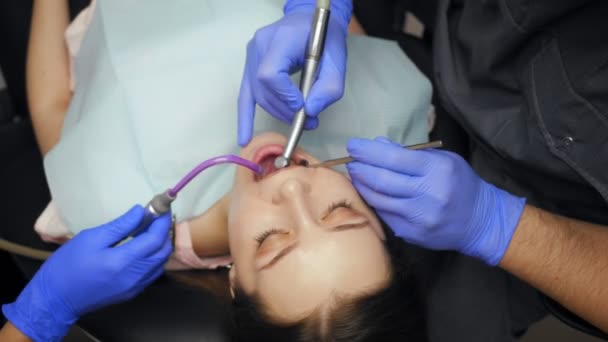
[227,203,254,251]
[227,211,265,295]
[227,219,256,284]
[226,194,266,242]
[227,187,257,225]
[233,169,250,192]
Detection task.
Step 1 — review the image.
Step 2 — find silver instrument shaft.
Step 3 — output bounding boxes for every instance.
[308,140,443,169]
[275,3,331,169]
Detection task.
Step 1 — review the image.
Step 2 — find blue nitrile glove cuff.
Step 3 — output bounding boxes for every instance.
[284,0,353,29]
[463,181,527,266]
[2,274,76,342]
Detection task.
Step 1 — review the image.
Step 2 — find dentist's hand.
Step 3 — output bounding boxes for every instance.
[346,137,526,266]
[237,0,352,146]
[2,206,173,342]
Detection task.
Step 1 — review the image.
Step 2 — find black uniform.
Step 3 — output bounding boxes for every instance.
[428,0,608,340]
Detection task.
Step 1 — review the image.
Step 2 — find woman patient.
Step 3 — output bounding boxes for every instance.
[189,131,427,340]
[28,0,431,340]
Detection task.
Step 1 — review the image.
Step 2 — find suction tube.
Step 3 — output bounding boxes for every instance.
[168,155,263,198]
[0,155,263,259]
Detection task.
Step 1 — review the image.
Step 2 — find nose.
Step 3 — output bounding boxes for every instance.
[276,178,315,227]
[278,177,311,199]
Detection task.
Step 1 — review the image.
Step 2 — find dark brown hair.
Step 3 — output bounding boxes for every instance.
[229,223,428,341]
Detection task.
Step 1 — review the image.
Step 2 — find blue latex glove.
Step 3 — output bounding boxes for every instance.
[346,137,526,265]
[237,0,352,146]
[2,206,172,342]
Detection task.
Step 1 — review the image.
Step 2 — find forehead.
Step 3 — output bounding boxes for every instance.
[255,225,391,320]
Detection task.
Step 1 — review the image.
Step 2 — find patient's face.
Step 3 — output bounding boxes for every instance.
[228,132,391,322]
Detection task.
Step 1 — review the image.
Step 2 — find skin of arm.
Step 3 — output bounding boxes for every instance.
[27,0,72,156]
[348,15,366,35]
[500,205,608,332]
[0,3,72,336]
[0,322,33,342]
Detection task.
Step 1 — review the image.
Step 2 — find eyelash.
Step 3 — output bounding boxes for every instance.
[327,200,352,213]
[254,200,353,246]
[255,228,283,246]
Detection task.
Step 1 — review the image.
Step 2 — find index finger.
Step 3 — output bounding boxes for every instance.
[346,138,432,176]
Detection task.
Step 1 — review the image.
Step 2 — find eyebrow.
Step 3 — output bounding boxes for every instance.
[260,220,370,270]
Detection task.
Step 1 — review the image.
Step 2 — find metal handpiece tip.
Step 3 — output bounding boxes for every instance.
[274,156,290,169]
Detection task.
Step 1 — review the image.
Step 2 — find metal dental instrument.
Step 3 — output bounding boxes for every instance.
[117,155,263,244]
[308,140,444,169]
[274,0,331,170]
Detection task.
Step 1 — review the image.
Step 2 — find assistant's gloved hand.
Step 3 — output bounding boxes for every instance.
[346,137,526,266]
[2,206,173,342]
[237,0,352,146]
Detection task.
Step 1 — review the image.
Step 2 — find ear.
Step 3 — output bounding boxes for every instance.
[229,265,236,299]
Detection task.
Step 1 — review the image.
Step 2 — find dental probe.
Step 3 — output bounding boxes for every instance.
[118,155,263,244]
[308,140,444,169]
[274,0,332,170]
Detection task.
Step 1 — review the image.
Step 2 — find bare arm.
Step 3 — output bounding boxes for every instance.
[27,0,72,156]
[0,322,33,342]
[348,15,366,35]
[501,205,608,331]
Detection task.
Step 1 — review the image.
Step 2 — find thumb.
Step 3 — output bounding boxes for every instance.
[303,116,319,130]
[93,205,145,246]
[304,71,344,117]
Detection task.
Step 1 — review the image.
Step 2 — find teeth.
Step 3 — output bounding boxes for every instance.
[255,156,308,181]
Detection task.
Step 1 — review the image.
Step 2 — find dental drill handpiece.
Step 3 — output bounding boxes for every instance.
[274,0,331,169]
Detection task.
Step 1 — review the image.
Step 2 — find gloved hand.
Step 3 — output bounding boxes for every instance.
[237,0,352,146]
[2,206,173,342]
[346,137,526,266]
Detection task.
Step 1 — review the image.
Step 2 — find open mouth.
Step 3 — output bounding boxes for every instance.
[252,144,309,181]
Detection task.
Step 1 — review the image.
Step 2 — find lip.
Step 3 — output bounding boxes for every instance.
[252,144,308,181]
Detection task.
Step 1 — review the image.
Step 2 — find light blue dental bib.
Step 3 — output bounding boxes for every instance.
[44,0,432,233]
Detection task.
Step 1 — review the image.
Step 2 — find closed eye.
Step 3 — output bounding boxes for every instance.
[322,200,353,220]
[259,221,370,270]
[255,228,285,246]
[331,222,369,231]
[255,199,366,256]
